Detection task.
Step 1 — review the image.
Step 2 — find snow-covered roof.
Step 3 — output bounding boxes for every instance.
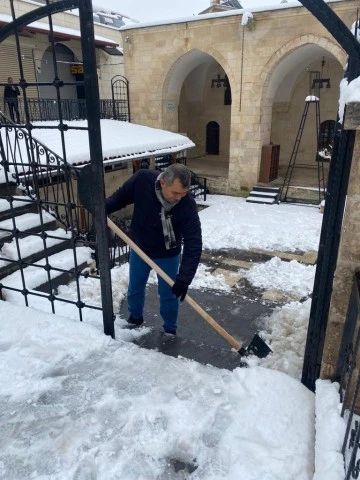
[0,120,194,181]
[92,4,139,26]
[0,13,118,47]
[120,0,344,31]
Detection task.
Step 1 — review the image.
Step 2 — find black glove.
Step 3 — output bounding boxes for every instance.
[172,279,189,302]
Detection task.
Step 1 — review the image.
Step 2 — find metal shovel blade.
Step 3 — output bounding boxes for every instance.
[239,333,272,358]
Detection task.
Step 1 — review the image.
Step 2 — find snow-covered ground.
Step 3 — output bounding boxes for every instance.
[0,194,346,480]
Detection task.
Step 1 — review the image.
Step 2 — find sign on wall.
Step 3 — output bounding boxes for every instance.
[70,64,84,75]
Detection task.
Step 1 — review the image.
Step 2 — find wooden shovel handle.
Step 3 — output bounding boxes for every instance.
[107,217,242,351]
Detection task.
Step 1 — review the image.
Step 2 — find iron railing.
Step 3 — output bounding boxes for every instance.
[154,155,208,201]
[0,0,115,337]
[0,111,83,231]
[335,270,360,478]
[11,98,129,122]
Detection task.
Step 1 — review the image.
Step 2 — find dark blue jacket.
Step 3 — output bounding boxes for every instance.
[106,169,202,285]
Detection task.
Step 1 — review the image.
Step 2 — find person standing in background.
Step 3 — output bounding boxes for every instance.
[4,77,20,123]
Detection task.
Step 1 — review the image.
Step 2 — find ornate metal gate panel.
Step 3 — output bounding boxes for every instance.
[111,75,130,121]
[0,0,114,337]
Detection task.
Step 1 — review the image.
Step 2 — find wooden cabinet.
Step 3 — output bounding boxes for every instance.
[259,144,280,183]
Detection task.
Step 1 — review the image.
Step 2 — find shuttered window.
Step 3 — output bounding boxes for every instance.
[0,43,38,102]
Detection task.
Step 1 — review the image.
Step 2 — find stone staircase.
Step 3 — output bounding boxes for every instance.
[0,193,92,301]
[246,186,280,204]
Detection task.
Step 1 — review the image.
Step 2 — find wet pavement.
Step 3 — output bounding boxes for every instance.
[118,248,316,370]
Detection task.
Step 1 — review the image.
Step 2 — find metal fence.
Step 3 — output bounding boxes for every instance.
[13,98,129,122]
[335,270,360,478]
[0,0,115,337]
[154,155,208,201]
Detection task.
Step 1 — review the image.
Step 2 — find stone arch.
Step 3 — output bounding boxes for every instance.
[38,43,80,99]
[162,48,233,180]
[258,34,346,184]
[260,35,346,103]
[162,47,235,104]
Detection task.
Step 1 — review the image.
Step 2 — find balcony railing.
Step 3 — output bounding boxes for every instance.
[14,98,129,122]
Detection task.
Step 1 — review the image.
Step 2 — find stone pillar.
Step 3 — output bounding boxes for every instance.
[321,110,360,379]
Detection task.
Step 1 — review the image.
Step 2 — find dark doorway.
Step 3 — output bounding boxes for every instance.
[206,121,220,155]
[319,119,336,160]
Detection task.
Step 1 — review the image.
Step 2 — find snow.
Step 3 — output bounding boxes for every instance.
[0,189,347,478]
[0,13,118,47]
[0,212,55,239]
[244,256,315,298]
[119,0,342,31]
[199,195,321,252]
[0,120,195,183]
[314,380,346,480]
[0,302,315,480]
[241,10,253,26]
[339,76,360,123]
[305,96,320,103]
[337,20,360,123]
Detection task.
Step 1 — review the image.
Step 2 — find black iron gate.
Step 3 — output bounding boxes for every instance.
[111,75,130,121]
[0,0,114,337]
[335,270,360,479]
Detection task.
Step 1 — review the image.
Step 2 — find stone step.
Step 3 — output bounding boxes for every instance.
[1,247,93,301]
[130,326,246,370]
[0,212,57,243]
[249,190,278,198]
[246,196,277,204]
[0,197,37,222]
[252,186,280,193]
[0,228,72,280]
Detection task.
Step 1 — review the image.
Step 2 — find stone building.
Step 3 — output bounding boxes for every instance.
[0,0,127,108]
[120,0,354,193]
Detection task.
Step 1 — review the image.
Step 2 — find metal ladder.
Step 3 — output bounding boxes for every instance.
[280,96,326,204]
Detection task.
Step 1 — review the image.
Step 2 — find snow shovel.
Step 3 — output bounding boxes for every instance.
[77,168,272,358]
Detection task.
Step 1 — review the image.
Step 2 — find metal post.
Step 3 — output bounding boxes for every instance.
[78,0,115,338]
[298,1,360,391]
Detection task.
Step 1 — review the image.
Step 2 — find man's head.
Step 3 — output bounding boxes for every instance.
[160,163,191,204]
[7,77,13,83]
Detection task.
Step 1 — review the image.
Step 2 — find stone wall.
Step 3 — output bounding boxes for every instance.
[120,1,350,191]
[0,0,123,100]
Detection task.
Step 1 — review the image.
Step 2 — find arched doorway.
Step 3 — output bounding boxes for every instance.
[38,44,79,100]
[261,40,344,188]
[206,121,220,155]
[163,49,231,181]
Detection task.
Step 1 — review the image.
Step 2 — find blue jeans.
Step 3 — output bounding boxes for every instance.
[127,249,180,332]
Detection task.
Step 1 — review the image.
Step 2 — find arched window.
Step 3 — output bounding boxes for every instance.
[206,121,220,155]
[39,44,78,100]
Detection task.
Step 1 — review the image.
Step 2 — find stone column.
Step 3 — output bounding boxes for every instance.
[321,106,360,380]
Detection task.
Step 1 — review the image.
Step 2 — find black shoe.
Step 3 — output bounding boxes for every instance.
[127,315,144,326]
[163,328,176,335]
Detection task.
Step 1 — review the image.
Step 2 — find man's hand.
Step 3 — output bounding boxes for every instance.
[171,278,189,302]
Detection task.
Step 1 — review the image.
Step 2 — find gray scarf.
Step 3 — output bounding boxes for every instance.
[155,173,177,250]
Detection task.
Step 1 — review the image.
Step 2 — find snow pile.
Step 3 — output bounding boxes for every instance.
[313,380,346,480]
[0,302,315,480]
[244,257,315,298]
[250,299,312,379]
[199,196,322,252]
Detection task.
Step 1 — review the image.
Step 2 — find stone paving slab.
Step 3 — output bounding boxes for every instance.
[119,284,276,369]
[132,327,247,370]
[117,247,314,368]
